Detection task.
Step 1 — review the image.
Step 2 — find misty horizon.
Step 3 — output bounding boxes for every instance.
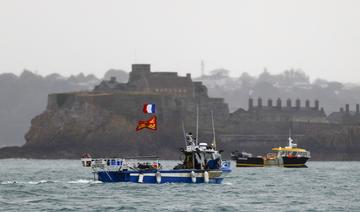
[1,0,360,83]
[2,65,359,85]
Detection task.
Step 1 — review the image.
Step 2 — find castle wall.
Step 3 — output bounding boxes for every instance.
[238,98,327,123]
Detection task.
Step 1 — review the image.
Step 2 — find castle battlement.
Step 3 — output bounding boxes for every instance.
[94,64,207,98]
[230,97,327,123]
[248,97,321,112]
[328,103,360,124]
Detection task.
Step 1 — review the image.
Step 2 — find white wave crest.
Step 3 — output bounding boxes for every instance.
[68,179,102,184]
[1,180,57,185]
[223,182,233,186]
[27,180,54,185]
[1,181,17,185]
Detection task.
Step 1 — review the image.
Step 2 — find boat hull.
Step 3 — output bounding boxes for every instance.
[236,157,264,167]
[282,156,309,168]
[97,169,223,184]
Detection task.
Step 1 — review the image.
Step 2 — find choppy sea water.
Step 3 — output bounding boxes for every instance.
[0,160,359,211]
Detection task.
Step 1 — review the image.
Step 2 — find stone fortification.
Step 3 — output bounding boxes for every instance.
[328,103,360,124]
[231,97,327,123]
[94,64,207,98]
[2,64,360,160]
[13,64,228,158]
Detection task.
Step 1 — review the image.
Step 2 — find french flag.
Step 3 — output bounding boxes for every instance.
[143,103,156,114]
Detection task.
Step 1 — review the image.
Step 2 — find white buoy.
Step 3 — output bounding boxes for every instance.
[138,173,144,183]
[191,171,196,183]
[204,171,209,183]
[155,171,161,184]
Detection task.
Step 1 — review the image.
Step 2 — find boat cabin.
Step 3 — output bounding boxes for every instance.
[174,132,222,170]
[272,137,311,158]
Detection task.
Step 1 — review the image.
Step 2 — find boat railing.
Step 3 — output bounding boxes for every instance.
[81,157,163,172]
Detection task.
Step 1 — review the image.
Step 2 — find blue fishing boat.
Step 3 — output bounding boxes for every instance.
[81,109,229,183]
[81,133,224,184]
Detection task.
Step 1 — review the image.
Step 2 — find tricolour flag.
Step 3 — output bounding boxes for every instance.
[143,103,156,114]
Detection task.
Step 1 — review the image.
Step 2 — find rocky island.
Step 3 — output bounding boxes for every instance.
[1,64,360,160]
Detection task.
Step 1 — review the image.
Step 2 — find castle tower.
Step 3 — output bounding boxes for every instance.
[276,98,282,109]
[295,99,301,109]
[286,98,292,108]
[248,98,254,110]
[132,64,151,72]
[315,100,319,111]
[357,104,359,114]
[258,97,262,108]
[267,99,273,107]
[346,104,350,113]
[305,100,310,108]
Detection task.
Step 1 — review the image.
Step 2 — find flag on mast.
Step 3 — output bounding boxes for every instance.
[136,116,157,131]
[143,104,156,114]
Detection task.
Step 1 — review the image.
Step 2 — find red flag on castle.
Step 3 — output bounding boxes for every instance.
[136,115,157,131]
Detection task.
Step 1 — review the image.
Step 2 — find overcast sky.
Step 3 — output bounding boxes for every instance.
[0,0,359,82]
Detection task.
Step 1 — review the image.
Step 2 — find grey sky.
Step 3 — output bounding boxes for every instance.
[0,0,359,82]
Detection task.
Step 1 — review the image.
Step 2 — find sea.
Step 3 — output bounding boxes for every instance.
[0,160,359,212]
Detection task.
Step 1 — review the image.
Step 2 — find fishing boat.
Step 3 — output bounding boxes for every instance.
[231,134,310,168]
[231,151,264,167]
[81,110,228,183]
[81,132,224,183]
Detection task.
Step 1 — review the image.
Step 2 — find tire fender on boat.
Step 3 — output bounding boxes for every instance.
[204,171,209,183]
[138,173,144,183]
[155,171,161,184]
[191,171,196,183]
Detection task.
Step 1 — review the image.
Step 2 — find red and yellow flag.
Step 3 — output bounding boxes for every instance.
[136,116,157,131]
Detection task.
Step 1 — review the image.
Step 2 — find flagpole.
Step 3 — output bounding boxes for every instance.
[196,105,199,146]
[211,110,216,149]
[182,121,187,146]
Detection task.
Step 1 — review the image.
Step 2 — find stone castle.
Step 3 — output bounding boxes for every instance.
[92,64,332,124]
[2,63,360,160]
[94,64,207,98]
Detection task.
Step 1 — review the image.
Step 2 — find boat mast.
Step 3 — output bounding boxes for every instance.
[182,121,187,146]
[196,105,199,146]
[211,110,216,149]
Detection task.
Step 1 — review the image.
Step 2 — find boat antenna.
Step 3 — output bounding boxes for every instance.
[182,121,187,145]
[196,105,199,146]
[211,110,216,149]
